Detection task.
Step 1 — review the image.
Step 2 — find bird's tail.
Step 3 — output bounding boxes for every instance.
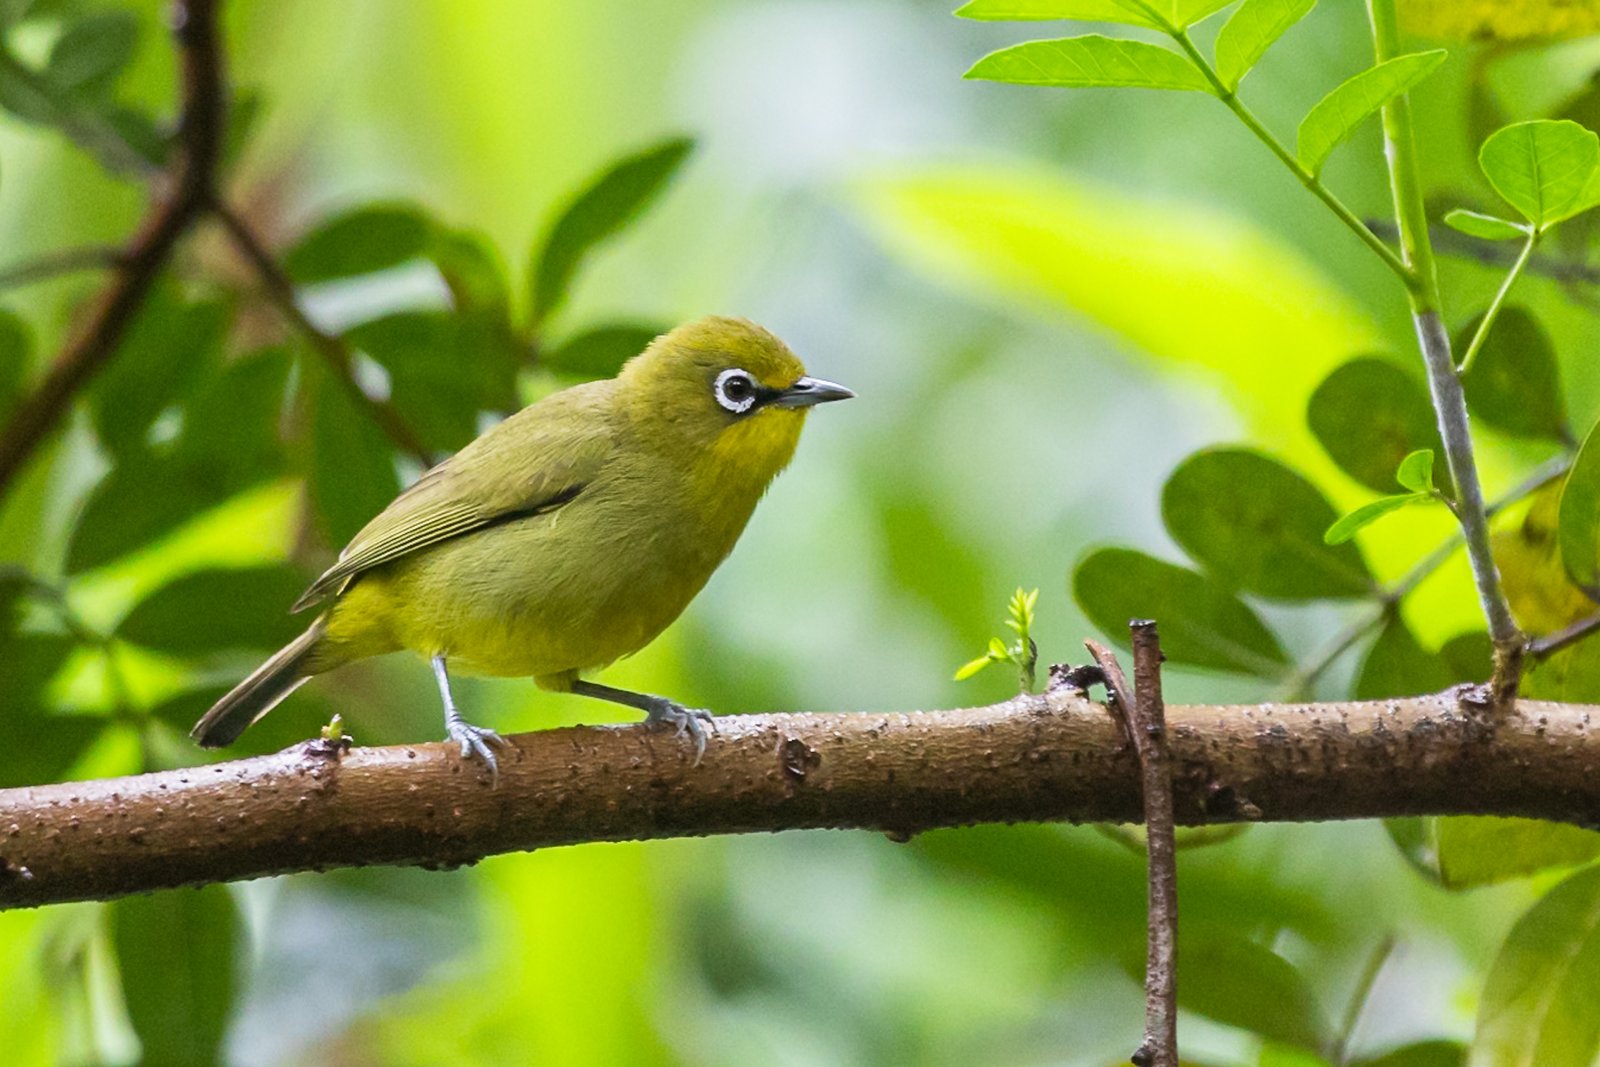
[191,620,326,748]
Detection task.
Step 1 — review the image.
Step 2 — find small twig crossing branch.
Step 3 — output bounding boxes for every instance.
[1089,626,1179,1067]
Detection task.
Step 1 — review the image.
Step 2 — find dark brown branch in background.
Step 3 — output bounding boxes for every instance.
[1369,218,1600,288]
[0,245,126,292]
[1529,612,1600,661]
[208,200,436,467]
[1089,628,1179,1067]
[9,690,1600,910]
[0,0,225,500]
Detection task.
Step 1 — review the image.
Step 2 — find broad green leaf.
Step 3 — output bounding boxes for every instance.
[1173,0,1237,24]
[0,306,30,417]
[1177,934,1328,1052]
[347,312,486,452]
[284,203,433,284]
[1437,817,1600,889]
[1385,816,1441,881]
[1214,0,1316,90]
[1456,305,1570,443]
[428,226,510,314]
[114,884,239,1067]
[1296,51,1447,177]
[953,0,1165,27]
[0,627,97,786]
[1444,209,1528,241]
[90,285,231,457]
[1558,414,1600,596]
[44,11,137,101]
[1471,864,1600,1066]
[310,371,401,547]
[964,36,1214,93]
[1325,493,1428,545]
[1354,1041,1465,1067]
[953,655,994,681]
[1355,615,1451,700]
[1073,547,1288,675]
[530,136,694,326]
[1480,119,1600,230]
[1396,448,1435,493]
[1306,358,1445,494]
[117,565,307,655]
[1442,631,1493,683]
[1161,447,1374,599]
[1401,1,1600,41]
[543,322,663,380]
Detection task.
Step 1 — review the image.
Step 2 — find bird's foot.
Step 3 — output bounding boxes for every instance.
[644,698,716,766]
[446,719,506,784]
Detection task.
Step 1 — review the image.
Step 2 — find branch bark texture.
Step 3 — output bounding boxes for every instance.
[4,691,1600,910]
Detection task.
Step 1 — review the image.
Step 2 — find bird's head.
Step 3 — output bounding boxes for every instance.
[620,317,852,475]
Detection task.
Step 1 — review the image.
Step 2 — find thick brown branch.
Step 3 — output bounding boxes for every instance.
[0,0,225,500]
[207,200,435,467]
[5,692,1600,910]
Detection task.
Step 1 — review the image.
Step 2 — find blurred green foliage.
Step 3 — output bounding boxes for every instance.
[7,0,1600,1064]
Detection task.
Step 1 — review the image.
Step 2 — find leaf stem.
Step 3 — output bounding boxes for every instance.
[1366,0,1524,686]
[1167,28,1417,289]
[1456,231,1538,375]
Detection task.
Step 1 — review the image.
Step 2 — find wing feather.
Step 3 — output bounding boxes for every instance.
[292,380,618,610]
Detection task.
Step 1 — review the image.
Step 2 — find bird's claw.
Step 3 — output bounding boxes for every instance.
[447,721,506,784]
[646,700,716,766]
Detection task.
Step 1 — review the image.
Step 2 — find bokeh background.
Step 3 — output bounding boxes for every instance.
[4,1,1600,1064]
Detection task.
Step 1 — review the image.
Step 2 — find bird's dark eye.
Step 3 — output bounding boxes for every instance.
[714,369,757,414]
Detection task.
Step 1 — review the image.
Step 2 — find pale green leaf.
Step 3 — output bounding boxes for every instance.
[1297,51,1447,176]
[1437,817,1600,889]
[1471,864,1600,1067]
[1215,0,1316,89]
[1325,493,1429,545]
[1559,413,1600,597]
[953,0,1164,27]
[1443,208,1528,241]
[954,655,994,681]
[964,35,1214,93]
[1480,119,1600,230]
[1395,449,1435,493]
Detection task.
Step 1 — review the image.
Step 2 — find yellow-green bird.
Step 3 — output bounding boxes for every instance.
[192,316,852,774]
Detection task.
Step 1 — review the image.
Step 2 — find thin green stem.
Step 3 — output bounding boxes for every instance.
[1457,232,1538,374]
[1367,0,1523,675]
[1168,29,1417,289]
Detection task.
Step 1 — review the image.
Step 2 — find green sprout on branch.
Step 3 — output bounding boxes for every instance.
[955,587,1039,694]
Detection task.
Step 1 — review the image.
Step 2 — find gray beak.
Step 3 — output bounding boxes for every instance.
[773,376,855,408]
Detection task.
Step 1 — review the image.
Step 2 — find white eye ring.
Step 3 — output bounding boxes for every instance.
[714,368,757,414]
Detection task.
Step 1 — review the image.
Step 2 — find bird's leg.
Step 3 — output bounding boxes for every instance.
[432,654,505,782]
[570,680,715,765]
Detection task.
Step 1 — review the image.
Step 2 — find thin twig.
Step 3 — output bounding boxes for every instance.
[206,199,435,467]
[1369,219,1600,288]
[1528,613,1600,662]
[0,246,126,292]
[0,0,225,502]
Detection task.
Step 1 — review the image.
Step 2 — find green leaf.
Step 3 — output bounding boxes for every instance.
[954,655,994,681]
[1385,816,1441,881]
[284,203,434,284]
[964,36,1214,93]
[1324,493,1428,545]
[542,322,663,380]
[309,371,401,547]
[1306,358,1446,494]
[1480,119,1600,230]
[44,11,137,101]
[1395,448,1435,494]
[346,312,487,452]
[1559,414,1600,597]
[0,306,31,418]
[0,625,98,787]
[1073,547,1288,675]
[1214,0,1316,90]
[1352,1041,1465,1067]
[1441,630,1493,683]
[953,0,1166,27]
[427,226,510,314]
[1173,0,1237,25]
[1437,817,1600,889]
[1177,933,1328,1052]
[1296,51,1447,177]
[1456,305,1570,443]
[89,285,231,457]
[117,565,307,656]
[1472,864,1600,1066]
[114,884,239,1067]
[1162,447,1374,600]
[1443,209,1528,241]
[1355,615,1451,700]
[530,136,694,326]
